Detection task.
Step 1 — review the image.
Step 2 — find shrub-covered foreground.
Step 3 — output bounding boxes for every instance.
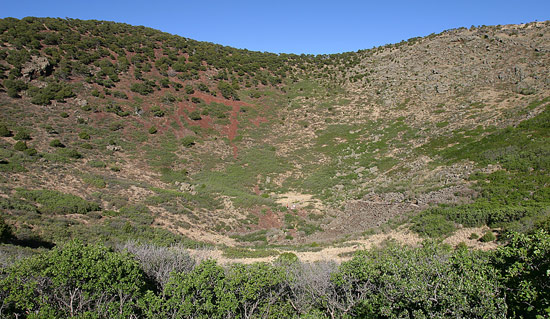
[1,231,549,318]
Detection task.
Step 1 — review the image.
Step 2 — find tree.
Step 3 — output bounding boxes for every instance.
[494,230,550,318]
[0,240,146,318]
[333,242,507,318]
[0,215,14,243]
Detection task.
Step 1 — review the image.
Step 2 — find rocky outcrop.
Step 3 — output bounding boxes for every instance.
[21,56,51,80]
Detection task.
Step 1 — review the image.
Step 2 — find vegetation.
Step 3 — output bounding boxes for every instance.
[16,189,100,215]
[412,102,550,237]
[0,17,550,318]
[1,235,548,318]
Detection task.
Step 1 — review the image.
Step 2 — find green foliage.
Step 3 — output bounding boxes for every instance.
[27,81,75,105]
[88,160,106,168]
[49,139,65,148]
[334,242,506,318]
[78,131,91,139]
[494,230,550,318]
[150,105,165,117]
[188,110,202,120]
[13,141,27,151]
[411,212,456,238]
[0,124,12,137]
[148,126,158,134]
[104,101,130,116]
[0,240,145,318]
[480,231,497,242]
[17,189,100,215]
[0,215,14,242]
[230,229,268,243]
[181,136,196,147]
[218,81,239,100]
[130,82,155,95]
[413,102,550,235]
[13,130,31,140]
[184,84,195,94]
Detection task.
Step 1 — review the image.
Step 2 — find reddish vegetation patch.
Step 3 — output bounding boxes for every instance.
[227,104,240,141]
[256,209,283,229]
[250,116,268,127]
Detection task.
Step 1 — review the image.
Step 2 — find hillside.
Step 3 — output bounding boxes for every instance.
[0,17,549,255]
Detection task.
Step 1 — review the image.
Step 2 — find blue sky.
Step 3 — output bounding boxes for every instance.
[2,0,549,54]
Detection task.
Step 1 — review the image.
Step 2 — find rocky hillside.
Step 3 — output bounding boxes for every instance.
[0,18,549,254]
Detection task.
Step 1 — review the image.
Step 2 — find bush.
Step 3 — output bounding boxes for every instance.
[181,136,195,148]
[494,230,550,318]
[148,126,158,134]
[60,112,69,118]
[13,141,28,151]
[191,97,202,104]
[88,160,106,168]
[17,189,100,215]
[78,131,90,140]
[13,130,31,140]
[184,85,195,94]
[334,243,506,318]
[24,148,37,156]
[66,149,83,158]
[150,105,165,117]
[49,139,65,148]
[411,212,456,238]
[109,122,124,131]
[480,231,496,242]
[0,241,145,318]
[0,215,14,242]
[0,124,12,137]
[188,110,201,121]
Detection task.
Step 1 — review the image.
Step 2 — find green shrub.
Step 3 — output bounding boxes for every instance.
[480,231,496,242]
[191,97,202,104]
[0,215,14,242]
[1,241,145,318]
[0,124,12,137]
[17,189,100,215]
[78,132,90,140]
[66,149,83,159]
[49,139,65,148]
[14,130,31,140]
[188,110,201,121]
[88,160,106,168]
[24,148,37,156]
[411,213,456,238]
[494,230,550,318]
[150,105,165,117]
[335,243,506,318]
[13,141,28,151]
[181,136,195,148]
[60,112,69,118]
[148,126,158,134]
[185,85,195,94]
[109,122,124,131]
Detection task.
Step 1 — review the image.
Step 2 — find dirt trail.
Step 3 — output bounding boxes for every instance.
[184,225,499,265]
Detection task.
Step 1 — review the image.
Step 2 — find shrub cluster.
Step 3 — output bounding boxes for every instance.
[16,189,100,215]
[3,234,548,318]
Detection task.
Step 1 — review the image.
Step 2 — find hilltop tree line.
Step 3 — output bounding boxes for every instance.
[0,17,363,106]
[0,231,548,318]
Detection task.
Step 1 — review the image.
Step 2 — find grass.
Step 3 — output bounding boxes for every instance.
[193,145,290,208]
